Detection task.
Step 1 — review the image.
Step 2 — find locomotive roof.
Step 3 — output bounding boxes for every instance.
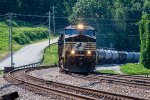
[65,25,95,30]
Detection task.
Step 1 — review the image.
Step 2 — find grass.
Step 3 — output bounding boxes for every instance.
[98,70,119,74]
[0,70,3,76]
[42,44,58,66]
[121,63,150,75]
[0,51,10,61]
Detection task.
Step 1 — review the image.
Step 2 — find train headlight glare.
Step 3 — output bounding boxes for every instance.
[71,50,75,55]
[78,24,84,29]
[87,50,91,55]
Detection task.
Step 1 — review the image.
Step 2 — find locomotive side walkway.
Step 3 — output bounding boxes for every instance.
[0,38,58,70]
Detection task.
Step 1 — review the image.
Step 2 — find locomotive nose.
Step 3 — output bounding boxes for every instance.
[79,62,83,66]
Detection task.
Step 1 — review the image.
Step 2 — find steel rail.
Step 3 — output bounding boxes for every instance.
[24,68,144,100]
[69,73,150,89]
[5,70,97,100]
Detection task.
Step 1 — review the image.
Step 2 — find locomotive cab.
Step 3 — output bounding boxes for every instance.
[58,24,96,73]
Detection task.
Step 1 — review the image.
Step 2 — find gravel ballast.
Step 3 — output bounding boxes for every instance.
[1,67,150,99]
[30,67,150,99]
[0,77,65,100]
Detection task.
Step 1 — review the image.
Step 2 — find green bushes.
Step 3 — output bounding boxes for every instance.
[121,63,150,75]
[0,22,9,50]
[0,21,49,49]
[0,20,49,60]
[13,27,48,45]
[139,13,150,68]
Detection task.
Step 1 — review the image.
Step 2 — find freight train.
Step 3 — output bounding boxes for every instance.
[58,24,140,73]
[96,49,140,64]
[58,24,96,73]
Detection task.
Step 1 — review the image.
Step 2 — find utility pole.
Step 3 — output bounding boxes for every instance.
[8,15,11,51]
[48,11,51,48]
[52,5,55,35]
[9,13,14,67]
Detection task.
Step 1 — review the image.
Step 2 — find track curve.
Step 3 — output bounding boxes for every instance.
[4,67,145,100]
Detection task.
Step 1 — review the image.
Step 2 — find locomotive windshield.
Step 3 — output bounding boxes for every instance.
[65,29,95,36]
[65,29,79,35]
[82,30,95,36]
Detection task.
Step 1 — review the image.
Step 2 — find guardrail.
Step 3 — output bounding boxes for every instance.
[14,50,45,70]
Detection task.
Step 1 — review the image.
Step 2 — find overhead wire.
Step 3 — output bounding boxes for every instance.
[0,13,8,17]
[6,13,144,21]
[13,13,48,18]
[1,13,141,52]
[2,13,150,21]
[2,13,143,37]
[4,13,49,32]
[96,34,140,37]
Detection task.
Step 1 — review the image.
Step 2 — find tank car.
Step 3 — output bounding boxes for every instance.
[58,24,96,73]
[96,49,140,64]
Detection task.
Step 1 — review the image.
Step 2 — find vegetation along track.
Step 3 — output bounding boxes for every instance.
[68,72,150,89]
[3,67,144,100]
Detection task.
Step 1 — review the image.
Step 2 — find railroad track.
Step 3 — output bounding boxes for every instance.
[4,68,144,100]
[4,69,94,100]
[68,72,150,89]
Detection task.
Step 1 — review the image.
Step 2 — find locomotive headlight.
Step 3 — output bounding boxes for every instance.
[87,50,91,55]
[78,24,84,29]
[71,50,75,55]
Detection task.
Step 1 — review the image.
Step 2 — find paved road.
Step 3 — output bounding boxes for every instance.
[96,64,123,74]
[0,38,58,70]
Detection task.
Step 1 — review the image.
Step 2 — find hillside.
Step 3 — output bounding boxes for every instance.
[0,20,49,61]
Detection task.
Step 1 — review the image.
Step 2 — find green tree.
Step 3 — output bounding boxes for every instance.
[64,0,77,15]
[112,0,143,51]
[69,0,142,51]
[143,0,150,14]
[139,13,150,68]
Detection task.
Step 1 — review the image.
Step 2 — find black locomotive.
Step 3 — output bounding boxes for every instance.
[58,24,96,73]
